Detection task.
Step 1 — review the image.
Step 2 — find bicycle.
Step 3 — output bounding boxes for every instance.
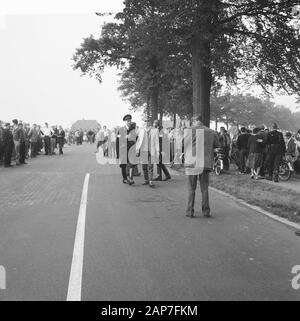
[279,158,291,181]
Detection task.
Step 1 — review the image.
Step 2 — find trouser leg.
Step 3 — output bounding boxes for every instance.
[200,171,210,216]
[239,149,247,172]
[4,145,12,166]
[148,163,153,181]
[273,154,281,179]
[19,142,26,163]
[142,164,149,182]
[160,163,170,178]
[120,164,127,179]
[259,152,267,176]
[186,175,197,215]
[267,153,275,177]
[14,141,20,164]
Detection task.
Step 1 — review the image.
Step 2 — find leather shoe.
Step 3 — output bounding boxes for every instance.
[154,176,162,181]
[186,213,195,218]
[163,176,171,181]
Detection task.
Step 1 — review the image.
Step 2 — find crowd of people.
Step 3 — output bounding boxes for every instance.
[233,125,300,182]
[1,115,299,218]
[90,119,300,183]
[0,119,66,168]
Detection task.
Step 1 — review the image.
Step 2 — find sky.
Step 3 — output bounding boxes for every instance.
[0,0,298,129]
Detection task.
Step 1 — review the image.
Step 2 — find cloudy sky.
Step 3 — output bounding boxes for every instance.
[0,0,298,129]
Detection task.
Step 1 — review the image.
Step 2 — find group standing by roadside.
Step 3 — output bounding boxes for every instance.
[235,123,299,182]
[0,119,66,168]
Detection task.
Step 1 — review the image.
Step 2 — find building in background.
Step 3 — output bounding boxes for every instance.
[71,119,101,132]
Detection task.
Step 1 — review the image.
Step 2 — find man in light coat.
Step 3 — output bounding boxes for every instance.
[136,121,160,188]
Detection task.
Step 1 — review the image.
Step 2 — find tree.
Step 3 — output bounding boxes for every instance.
[73,0,176,121]
[73,0,300,127]
[162,0,300,126]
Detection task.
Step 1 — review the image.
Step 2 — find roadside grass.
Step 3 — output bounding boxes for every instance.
[209,172,300,223]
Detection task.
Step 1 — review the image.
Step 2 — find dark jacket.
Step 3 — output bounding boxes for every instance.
[247,134,265,154]
[116,123,137,161]
[57,130,65,144]
[3,128,14,146]
[237,133,250,150]
[267,130,286,155]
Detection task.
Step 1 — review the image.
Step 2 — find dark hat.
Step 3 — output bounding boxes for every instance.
[12,119,18,125]
[123,114,132,121]
[5,122,10,127]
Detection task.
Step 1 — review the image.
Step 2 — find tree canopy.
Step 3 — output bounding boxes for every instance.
[73,0,300,126]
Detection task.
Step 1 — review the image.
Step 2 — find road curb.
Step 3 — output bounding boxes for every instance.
[169,167,300,231]
[209,186,300,230]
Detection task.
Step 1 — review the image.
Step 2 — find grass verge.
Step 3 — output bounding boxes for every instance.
[209,172,300,223]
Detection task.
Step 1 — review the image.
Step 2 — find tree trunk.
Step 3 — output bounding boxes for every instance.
[146,93,151,121]
[151,85,159,122]
[173,112,177,128]
[159,110,163,123]
[191,2,213,128]
[215,117,218,131]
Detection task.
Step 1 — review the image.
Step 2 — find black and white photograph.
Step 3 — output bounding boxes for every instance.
[0,0,300,307]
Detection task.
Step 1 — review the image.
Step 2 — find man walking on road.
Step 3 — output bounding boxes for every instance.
[184,115,220,218]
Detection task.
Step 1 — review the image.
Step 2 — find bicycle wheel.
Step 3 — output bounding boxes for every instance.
[215,160,222,176]
[279,161,291,181]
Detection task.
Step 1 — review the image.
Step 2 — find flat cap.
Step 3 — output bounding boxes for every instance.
[123,114,132,121]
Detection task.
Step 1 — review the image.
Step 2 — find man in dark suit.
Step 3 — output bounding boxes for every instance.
[266,123,286,182]
[3,123,14,168]
[117,114,138,185]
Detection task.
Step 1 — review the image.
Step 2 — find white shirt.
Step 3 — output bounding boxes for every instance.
[43,127,52,136]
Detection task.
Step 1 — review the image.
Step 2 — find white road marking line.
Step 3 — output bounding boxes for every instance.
[67,173,90,301]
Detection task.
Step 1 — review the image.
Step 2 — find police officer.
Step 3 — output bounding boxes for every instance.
[117,114,138,185]
[266,123,286,182]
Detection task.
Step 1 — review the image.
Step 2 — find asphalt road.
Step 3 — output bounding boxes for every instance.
[0,144,299,301]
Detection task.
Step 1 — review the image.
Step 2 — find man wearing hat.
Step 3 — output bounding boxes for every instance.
[117,114,138,185]
[265,123,286,182]
[3,122,14,167]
